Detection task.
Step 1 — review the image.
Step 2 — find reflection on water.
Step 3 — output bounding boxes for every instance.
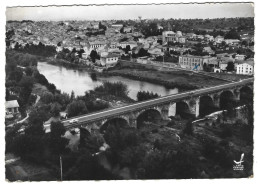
[38,62,178,100]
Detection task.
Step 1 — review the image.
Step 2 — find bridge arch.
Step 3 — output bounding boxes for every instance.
[136,108,162,129]
[199,95,216,117]
[100,117,129,133]
[219,90,235,110]
[240,86,253,104]
[176,101,192,118]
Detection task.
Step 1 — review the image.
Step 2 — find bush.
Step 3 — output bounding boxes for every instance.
[151,129,158,133]
[41,91,54,104]
[67,100,88,118]
[182,120,193,136]
[220,125,233,138]
[137,91,160,101]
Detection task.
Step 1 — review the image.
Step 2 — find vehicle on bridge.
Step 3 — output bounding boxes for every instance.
[69,119,79,124]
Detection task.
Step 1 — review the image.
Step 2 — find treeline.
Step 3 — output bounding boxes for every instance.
[14,42,57,57]
[56,48,85,63]
[61,81,129,118]
[5,50,60,117]
[6,50,38,67]
[94,81,129,98]
[137,91,160,101]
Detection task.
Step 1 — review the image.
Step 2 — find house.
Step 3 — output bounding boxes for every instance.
[235,54,246,61]
[235,60,254,75]
[215,35,225,43]
[5,100,20,115]
[119,41,138,49]
[100,53,119,67]
[177,36,186,43]
[204,34,214,41]
[224,39,240,46]
[185,33,196,39]
[89,41,106,49]
[203,46,215,55]
[148,47,164,57]
[162,31,176,43]
[124,27,132,33]
[219,60,229,71]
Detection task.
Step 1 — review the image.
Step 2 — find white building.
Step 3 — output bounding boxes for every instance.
[236,60,254,75]
[162,31,176,43]
[100,53,119,67]
[179,55,216,71]
[215,35,225,43]
[5,100,19,115]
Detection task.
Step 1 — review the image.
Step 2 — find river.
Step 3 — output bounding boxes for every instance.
[37,62,178,100]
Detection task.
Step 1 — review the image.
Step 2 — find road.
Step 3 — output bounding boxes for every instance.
[59,78,253,129]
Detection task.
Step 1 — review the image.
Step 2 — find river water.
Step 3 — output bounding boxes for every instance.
[37,62,178,100]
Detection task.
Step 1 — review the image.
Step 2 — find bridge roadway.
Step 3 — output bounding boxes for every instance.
[62,78,254,129]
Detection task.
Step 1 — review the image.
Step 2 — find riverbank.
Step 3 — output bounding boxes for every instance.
[103,66,228,91]
[42,57,229,91]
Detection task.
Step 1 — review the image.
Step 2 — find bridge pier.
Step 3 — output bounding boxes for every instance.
[233,89,241,104]
[189,97,200,118]
[160,104,171,120]
[212,93,221,108]
[168,102,176,117]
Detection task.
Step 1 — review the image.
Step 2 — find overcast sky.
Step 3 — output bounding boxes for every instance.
[6,3,254,21]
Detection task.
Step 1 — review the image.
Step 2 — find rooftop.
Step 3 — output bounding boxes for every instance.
[5,100,19,108]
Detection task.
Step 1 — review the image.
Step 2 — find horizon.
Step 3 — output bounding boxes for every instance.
[6,16,255,22]
[6,3,254,21]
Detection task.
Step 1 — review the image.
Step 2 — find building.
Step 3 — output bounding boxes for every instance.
[179,55,216,71]
[100,53,119,67]
[224,39,240,46]
[177,36,186,43]
[215,35,225,43]
[5,100,20,115]
[162,31,176,43]
[235,54,246,61]
[236,60,254,75]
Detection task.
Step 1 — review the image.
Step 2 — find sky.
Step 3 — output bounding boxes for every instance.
[6,3,254,21]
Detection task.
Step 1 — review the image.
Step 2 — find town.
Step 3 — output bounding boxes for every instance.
[5,5,254,181]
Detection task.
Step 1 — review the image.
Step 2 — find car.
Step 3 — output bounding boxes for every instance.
[69,119,78,124]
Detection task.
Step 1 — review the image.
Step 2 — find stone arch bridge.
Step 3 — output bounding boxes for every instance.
[62,78,253,132]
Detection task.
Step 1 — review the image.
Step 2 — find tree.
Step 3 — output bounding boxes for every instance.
[41,91,54,104]
[137,91,160,101]
[138,48,149,57]
[125,45,131,54]
[29,109,49,126]
[182,120,193,136]
[67,100,88,117]
[226,62,235,71]
[54,93,70,110]
[224,28,240,40]
[70,90,75,101]
[25,67,33,76]
[50,102,62,117]
[49,121,68,154]
[65,151,119,180]
[90,50,98,63]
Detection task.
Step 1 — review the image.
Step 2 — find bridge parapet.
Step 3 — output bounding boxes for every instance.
[62,78,253,130]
